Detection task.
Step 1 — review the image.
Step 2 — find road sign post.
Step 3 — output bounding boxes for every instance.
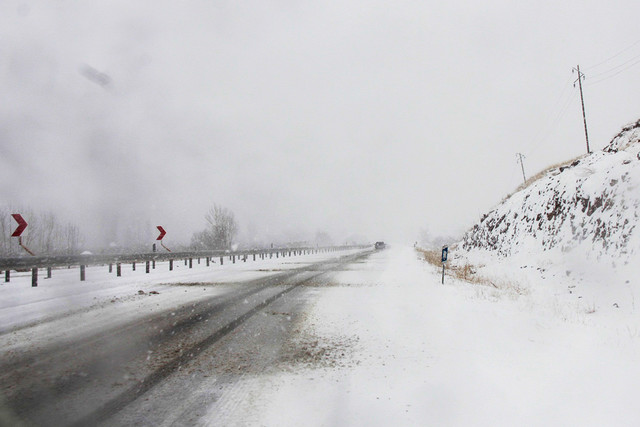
[11,214,35,256]
[441,245,448,284]
[156,226,171,252]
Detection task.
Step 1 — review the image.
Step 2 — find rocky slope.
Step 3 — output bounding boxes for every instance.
[462,119,640,260]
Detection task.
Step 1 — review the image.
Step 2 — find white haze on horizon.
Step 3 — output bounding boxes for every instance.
[1,0,639,249]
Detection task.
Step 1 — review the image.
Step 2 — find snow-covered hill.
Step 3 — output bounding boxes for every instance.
[462,119,640,261]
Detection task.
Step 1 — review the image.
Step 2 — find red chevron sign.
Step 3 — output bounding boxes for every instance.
[156,226,166,240]
[11,214,27,237]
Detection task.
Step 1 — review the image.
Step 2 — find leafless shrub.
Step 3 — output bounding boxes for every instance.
[416,247,441,266]
[416,247,497,288]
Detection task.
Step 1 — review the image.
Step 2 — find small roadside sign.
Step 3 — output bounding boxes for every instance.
[441,245,448,284]
[156,226,171,252]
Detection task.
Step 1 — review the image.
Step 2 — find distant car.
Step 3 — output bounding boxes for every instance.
[374,241,386,250]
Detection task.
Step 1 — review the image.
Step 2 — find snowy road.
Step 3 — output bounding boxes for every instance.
[3,246,640,426]
[0,249,371,426]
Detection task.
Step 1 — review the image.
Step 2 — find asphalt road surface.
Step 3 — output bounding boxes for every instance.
[0,250,373,427]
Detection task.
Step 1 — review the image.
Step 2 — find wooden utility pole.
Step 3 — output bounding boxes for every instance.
[573,65,591,154]
[516,153,527,184]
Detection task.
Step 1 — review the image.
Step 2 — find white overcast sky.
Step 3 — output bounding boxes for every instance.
[1,0,639,247]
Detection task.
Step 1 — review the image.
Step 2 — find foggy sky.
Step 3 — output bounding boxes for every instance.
[1,0,639,247]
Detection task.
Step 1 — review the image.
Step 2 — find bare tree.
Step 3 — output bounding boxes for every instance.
[191,204,238,250]
[64,223,84,255]
[0,206,16,256]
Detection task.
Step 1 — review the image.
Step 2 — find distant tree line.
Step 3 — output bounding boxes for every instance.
[0,207,84,256]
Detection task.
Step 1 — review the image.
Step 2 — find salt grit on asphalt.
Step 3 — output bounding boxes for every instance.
[205,246,640,427]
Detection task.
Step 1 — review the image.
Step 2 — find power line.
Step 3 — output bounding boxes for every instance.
[584,39,640,71]
[586,56,640,86]
[525,77,576,158]
[588,50,640,79]
[520,73,574,156]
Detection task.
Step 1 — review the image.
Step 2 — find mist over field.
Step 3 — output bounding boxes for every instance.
[1,0,639,249]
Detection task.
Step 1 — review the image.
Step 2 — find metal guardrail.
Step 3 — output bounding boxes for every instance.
[0,245,371,286]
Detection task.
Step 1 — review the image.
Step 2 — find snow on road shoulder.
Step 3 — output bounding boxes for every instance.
[219,246,640,427]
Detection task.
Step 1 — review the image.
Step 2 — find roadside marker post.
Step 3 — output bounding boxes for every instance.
[441,245,449,284]
[11,214,35,256]
[156,226,171,252]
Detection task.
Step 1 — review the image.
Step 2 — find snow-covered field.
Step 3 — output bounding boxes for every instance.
[210,246,640,426]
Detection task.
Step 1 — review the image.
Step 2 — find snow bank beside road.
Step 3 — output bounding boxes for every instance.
[221,247,640,426]
[463,119,640,262]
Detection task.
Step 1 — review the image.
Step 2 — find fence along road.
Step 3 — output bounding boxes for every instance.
[0,245,370,286]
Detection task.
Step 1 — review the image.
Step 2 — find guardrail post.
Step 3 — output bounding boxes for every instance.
[189,258,193,268]
[253,253,256,261]
[132,262,136,271]
[4,270,9,283]
[206,257,210,267]
[220,257,223,265]
[169,259,174,271]
[184,259,188,266]
[32,268,38,287]
[117,263,122,277]
[198,258,200,264]
[80,265,86,281]
[109,263,113,273]
[243,255,247,262]
[232,255,235,264]
[146,261,150,273]
[152,260,156,269]
[47,267,52,279]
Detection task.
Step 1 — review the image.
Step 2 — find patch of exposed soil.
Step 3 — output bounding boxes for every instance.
[167,282,227,287]
[301,281,374,288]
[276,323,360,371]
